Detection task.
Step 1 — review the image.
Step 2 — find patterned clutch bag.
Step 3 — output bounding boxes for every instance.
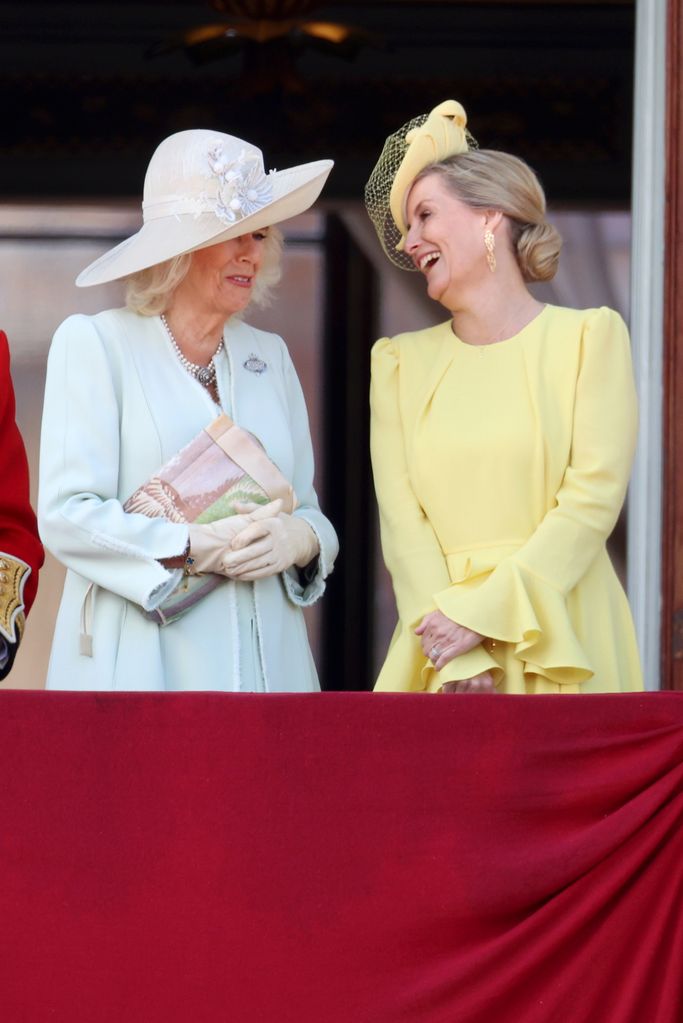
[124,414,297,625]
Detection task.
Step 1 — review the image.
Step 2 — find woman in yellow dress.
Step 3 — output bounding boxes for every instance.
[365,100,643,694]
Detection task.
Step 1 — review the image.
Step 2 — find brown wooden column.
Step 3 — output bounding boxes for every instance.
[662,0,683,688]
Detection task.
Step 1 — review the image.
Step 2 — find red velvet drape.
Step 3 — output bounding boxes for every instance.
[0,692,681,1022]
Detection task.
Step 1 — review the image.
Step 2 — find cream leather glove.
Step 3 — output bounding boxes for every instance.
[187,501,282,576]
[220,501,319,581]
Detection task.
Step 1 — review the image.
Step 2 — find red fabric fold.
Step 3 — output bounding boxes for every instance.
[0,691,681,1022]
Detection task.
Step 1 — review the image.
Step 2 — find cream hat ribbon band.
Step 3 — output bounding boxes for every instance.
[141,190,272,223]
[141,195,213,220]
[364,99,475,270]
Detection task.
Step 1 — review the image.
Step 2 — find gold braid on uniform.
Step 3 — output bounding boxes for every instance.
[0,554,29,644]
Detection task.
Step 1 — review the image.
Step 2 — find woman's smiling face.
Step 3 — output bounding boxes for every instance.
[404,174,490,307]
[182,230,269,318]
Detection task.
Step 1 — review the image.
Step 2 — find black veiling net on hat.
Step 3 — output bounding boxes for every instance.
[364,112,430,271]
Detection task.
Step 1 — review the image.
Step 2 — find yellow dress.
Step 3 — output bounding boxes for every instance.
[370,305,643,694]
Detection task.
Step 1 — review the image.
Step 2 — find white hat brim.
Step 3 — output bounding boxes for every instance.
[76,159,333,287]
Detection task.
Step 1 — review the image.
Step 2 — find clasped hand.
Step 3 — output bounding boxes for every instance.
[415,611,495,692]
[415,609,482,672]
[188,499,319,581]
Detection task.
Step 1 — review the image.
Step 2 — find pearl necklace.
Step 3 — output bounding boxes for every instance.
[161,314,224,388]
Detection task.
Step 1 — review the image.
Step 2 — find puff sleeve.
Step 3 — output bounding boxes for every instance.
[370,337,452,626]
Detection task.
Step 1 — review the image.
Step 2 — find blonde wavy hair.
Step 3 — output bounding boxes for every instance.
[414,150,562,282]
[124,227,284,316]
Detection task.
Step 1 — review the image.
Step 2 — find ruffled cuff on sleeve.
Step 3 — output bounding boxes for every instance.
[434,558,594,687]
[421,642,503,691]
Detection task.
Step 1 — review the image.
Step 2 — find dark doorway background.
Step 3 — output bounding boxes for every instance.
[1,1,634,204]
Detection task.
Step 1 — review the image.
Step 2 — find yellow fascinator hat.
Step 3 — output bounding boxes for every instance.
[364,99,475,270]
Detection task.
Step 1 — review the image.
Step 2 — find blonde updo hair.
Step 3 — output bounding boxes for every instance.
[413,150,562,282]
[124,227,284,316]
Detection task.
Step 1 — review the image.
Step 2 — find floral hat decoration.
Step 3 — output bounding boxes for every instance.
[76,129,333,287]
[364,99,476,270]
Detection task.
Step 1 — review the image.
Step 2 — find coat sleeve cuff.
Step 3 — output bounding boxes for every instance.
[281,511,335,608]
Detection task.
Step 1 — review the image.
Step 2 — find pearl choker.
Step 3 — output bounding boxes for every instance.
[161,314,224,388]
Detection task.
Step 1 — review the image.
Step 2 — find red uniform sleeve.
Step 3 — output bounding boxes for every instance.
[0,332,44,648]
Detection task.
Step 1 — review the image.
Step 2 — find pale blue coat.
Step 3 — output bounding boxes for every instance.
[39,308,338,691]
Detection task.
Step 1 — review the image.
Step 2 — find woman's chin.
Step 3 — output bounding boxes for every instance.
[217,291,252,319]
[426,275,449,305]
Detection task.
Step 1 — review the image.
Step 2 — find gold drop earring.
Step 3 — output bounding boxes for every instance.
[484,228,496,273]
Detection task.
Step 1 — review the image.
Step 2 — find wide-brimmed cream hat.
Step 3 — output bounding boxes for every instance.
[364,100,473,270]
[76,129,333,287]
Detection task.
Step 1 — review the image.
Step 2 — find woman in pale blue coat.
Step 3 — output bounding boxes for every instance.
[39,128,337,691]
